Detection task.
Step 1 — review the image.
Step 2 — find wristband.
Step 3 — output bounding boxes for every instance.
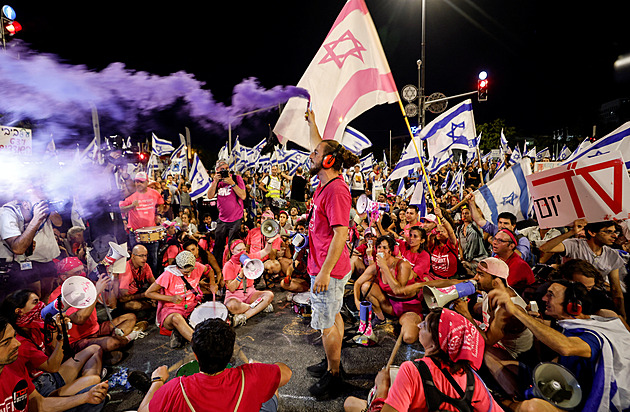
[368,398,386,412]
[231,184,236,188]
[151,377,163,383]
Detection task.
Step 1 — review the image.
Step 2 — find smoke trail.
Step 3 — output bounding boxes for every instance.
[0,42,309,146]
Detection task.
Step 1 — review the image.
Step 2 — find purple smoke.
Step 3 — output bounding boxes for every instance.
[0,42,309,145]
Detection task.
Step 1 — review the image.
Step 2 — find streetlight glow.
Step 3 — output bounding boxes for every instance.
[478,71,488,80]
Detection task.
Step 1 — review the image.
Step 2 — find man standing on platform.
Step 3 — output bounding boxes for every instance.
[304,109,359,398]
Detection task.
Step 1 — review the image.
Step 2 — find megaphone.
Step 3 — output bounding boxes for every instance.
[525,362,582,410]
[356,194,390,215]
[101,242,130,266]
[41,276,98,318]
[239,254,264,280]
[423,280,477,309]
[261,219,280,238]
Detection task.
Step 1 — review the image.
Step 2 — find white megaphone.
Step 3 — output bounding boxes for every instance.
[423,280,477,309]
[261,219,280,238]
[525,362,582,410]
[41,276,98,318]
[101,242,130,266]
[356,194,390,215]
[239,254,265,280]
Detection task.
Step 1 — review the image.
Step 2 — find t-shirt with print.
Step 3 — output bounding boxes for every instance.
[155,262,205,313]
[0,357,35,412]
[307,176,351,280]
[216,175,245,223]
[119,188,164,230]
[428,240,458,279]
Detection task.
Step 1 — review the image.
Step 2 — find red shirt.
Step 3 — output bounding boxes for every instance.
[119,260,154,295]
[307,176,351,279]
[398,240,431,281]
[49,285,99,343]
[0,357,35,412]
[245,228,283,258]
[119,188,164,230]
[149,363,280,412]
[502,252,535,288]
[428,240,458,279]
[17,330,48,378]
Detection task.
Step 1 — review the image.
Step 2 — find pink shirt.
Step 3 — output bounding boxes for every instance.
[119,188,164,230]
[307,176,351,280]
[399,240,432,281]
[155,263,205,312]
[245,227,283,258]
[216,175,245,223]
[386,358,504,412]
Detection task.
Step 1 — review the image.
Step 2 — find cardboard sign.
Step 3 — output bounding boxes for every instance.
[533,162,561,173]
[526,153,630,228]
[0,125,32,155]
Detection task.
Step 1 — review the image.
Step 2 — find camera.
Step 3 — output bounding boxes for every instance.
[219,170,230,179]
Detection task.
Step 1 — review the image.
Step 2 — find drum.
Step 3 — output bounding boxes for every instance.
[189,302,229,327]
[291,292,311,318]
[176,360,199,377]
[135,226,166,243]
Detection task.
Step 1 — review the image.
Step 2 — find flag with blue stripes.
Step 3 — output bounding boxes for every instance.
[151,133,175,156]
[524,146,536,158]
[500,129,512,155]
[466,149,477,167]
[341,126,372,155]
[473,158,532,224]
[189,154,211,201]
[360,152,374,174]
[535,147,550,162]
[420,99,476,158]
[427,150,453,174]
[558,145,572,161]
[509,145,522,165]
[409,181,427,217]
[563,121,630,168]
[388,141,423,182]
[440,170,451,191]
[448,169,464,193]
[396,179,406,197]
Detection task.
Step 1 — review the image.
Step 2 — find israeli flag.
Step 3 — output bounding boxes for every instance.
[427,150,453,174]
[565,138,591,162]
[558,145,572,161]
[500,129,512,155]
[360,153,375,174]
[396,179,406,197]
[341,126,372,155]
[563,121,630,168]
[218,142,229,162]
[409,181,427,217]
[420,99,476,158]
[146,153,161,174]
[189,154,211,201]
[388,140,423,182]
[466,150,477,167]
[440,170,451,191]
[151,133,175,156]
[535,147,551,162]
[310,175,320,192]
[448,169,464,193]
[468,132,481,152]
[509,145,522,165]
[252,138,267,154]
[473,158,532,224]
[524,146,537,159]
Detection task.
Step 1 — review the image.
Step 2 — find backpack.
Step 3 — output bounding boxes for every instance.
[413,358,475,412]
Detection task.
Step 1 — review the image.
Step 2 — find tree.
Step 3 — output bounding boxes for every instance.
[476,119,516,152]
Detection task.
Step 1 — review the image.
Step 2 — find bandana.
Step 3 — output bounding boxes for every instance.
[230,239,245,254]
[438,308,484,370]
[16,300,45,329]
[56,257,83,275]
[497,228,517,244]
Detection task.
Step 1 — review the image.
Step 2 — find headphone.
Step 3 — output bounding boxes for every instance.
[563,282,583,316]
[322,143,341,169]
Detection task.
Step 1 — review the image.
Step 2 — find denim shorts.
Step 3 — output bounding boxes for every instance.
[310,271,351,330]
[34,372,65,397]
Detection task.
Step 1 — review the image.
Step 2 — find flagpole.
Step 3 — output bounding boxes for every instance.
[395,98,441,224]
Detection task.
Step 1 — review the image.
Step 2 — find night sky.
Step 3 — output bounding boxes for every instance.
[7,0,630,154]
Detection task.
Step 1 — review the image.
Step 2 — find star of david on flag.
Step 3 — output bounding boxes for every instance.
[563,121,630,168]
[419,99,476,159]
[274,0,398,150]
[189,154,211,201]
[151,133,175,156]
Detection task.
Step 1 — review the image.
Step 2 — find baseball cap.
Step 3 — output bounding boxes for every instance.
[420,214,437,224]
[364,227,375,237]
[478,257,509,279]
[134,171,148,182]
[262,211,275,220]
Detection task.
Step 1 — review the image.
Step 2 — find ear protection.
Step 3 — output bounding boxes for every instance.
[564,282,583,316]
[322,144,341,169]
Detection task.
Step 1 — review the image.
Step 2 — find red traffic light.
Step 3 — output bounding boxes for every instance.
[477,78,488,102]
[4,20,21,35]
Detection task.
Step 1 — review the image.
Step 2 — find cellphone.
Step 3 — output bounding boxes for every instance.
[529,301,539,313]
[220,170,229,178]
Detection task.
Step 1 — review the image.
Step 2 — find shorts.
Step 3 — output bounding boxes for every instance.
[310,271,351,330]
[34,372,65,397]
[260,394,278,412]
[387,295,424,318]
[225,287,257,305]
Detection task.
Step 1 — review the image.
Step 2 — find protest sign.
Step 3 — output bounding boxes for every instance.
[526,153,630,228]
[532,162,561,173]
[0,125,32,155]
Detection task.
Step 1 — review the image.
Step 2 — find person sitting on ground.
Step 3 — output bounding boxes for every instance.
[145,250,211,348]
[452,257,533,399]
[425,208,460,280]
[491,228,535,293]
[280,221,310,294]
[223,239,275,327]
[353,236,424,344]
[115,244,156,312]
[350,227,376,280]
[344,308,503,412]
[0,316,109,412]
[137,318,292,412]
[1,290,104,400]
[182,239,221,294]
[396,226,431,282]
[49,258,146,364]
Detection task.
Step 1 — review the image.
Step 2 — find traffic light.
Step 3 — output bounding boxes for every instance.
[477,71,488,102]
[137,152,149,164]
[3,20,21,35]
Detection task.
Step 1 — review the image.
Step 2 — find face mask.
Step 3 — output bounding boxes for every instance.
[230,251,245,264]
[16,300,45,328]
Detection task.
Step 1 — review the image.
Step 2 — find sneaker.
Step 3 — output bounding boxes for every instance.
[309,370,344,399]
[133,321,149,333]
[233,314,247,327]
[169,329,185,349]
[263,303,274,313]
[286,292,294,302]
[307,358,347,379]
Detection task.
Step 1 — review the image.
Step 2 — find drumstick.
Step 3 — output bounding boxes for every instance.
[233,341,249,364]
[212,292,216,319]
[385,333,404,370]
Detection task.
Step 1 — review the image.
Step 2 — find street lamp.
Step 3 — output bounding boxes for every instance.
[418,0,426,128]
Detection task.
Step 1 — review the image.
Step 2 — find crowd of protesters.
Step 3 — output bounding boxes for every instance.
[1,139,630,412]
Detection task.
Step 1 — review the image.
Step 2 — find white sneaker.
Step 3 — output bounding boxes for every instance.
[286,292,294,302]
[233,314,247,327]
[263,304,274,313]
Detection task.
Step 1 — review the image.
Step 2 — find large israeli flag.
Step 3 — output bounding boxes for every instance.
[189,154,211,201]
[409,181,427,217]
[388,141,423,182]
[360,152,375,174]
[563,121,630,168]
[473,158,532,224]
[151,133,175,156]
[341,126,372,155]
[420,99,476,158]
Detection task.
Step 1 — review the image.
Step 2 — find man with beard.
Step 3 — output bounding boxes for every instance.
[116,244,156,312]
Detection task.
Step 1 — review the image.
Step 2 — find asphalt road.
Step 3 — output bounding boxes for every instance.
[100,286,426,412]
